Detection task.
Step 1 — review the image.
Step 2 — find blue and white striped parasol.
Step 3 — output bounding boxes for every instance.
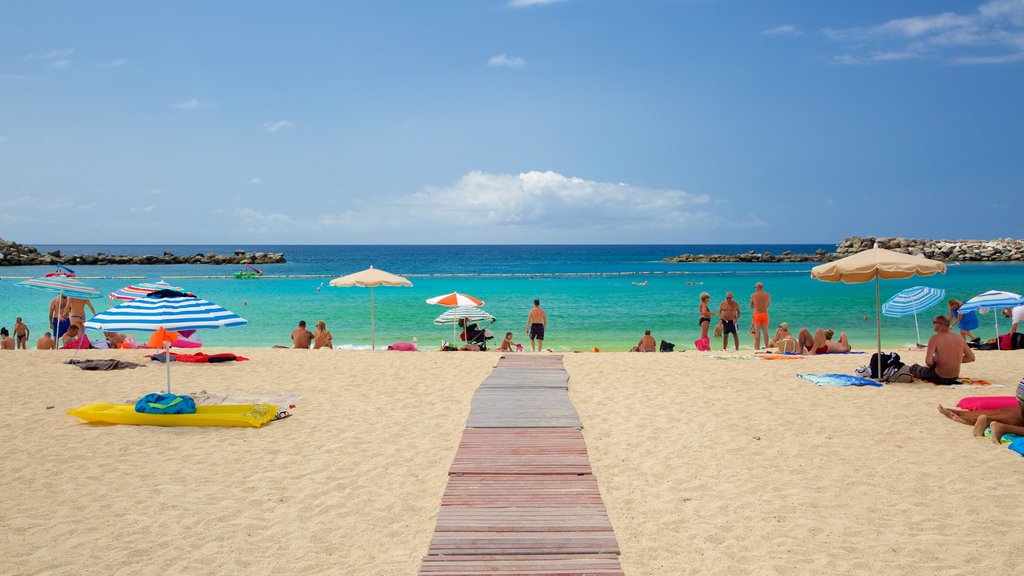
[85,295,246,393]
[85,296,247,332]
[956,290,1024,349]
[882,286,945,346]
[956,290,1024,314]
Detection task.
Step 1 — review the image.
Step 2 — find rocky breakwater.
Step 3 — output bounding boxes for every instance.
[662,249,833,263]
[0,238,286,266]
[835,236,1024,262]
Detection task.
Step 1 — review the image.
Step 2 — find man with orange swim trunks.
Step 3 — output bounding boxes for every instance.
[750,282,771,350]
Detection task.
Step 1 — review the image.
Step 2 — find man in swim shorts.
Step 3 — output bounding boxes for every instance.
[908,315,974,384]
[49,295,70,339]
[718,292,741,351]
[13,317,29,350]
[749,282,771,350]
[526,299,547,352]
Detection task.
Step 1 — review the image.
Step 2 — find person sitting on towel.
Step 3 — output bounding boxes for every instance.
[908,315,974,385]
[938,377,1024,444]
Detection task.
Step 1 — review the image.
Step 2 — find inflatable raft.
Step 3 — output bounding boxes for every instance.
[67,402,278,427]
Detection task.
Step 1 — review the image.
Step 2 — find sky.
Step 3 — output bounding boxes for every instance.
[1,0,1022,245]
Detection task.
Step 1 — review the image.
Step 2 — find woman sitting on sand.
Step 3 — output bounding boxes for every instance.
[313,320,333,350]
[797,328,851,354]
[768,322,798,353]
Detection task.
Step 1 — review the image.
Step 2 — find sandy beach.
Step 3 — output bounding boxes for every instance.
[1,347,1021,575]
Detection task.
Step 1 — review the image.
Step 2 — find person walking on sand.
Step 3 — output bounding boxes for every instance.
[698,292,715,341]
[291,320,313,349]
[749,282,771,350]
[718,292,741,351]
[13,317,30,350]
[526,299,547,352]
[313,320,333,350]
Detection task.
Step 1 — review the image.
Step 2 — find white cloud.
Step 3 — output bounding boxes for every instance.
[48,59,71,69]
[145,188,163,195]
[823,0,1024,64]
[0,74,30,81]
[507,0,568,7]
[761,25,802,36]
[25,49,74,61]
[488,54,527,68]
[250,177,263,184]
[0,195,33,208]
[263,120,295,133]
[172,98,215,110]
[130,205,155,213]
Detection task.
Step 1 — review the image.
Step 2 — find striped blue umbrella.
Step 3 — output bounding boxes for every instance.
[956,290,1024,349]
[85,296,247,332]
[882,286,945,346]
[17,275,100,299]
[85,296,246,393]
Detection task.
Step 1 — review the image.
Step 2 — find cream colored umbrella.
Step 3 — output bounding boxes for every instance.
[329,266,412,349]
[812,245,946,378]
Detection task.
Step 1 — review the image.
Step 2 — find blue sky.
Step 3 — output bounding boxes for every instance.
[2,0,1022,244]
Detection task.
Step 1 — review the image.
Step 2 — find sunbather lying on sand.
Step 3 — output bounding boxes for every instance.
[797,328,851,354]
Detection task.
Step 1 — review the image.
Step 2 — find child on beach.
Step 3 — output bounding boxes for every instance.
[498,332,522,352]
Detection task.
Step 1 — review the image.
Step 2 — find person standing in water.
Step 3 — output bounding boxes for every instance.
[526,299,547,352]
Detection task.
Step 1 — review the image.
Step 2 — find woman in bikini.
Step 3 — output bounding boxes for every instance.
[698,292,715,341]
[313,320,333,350]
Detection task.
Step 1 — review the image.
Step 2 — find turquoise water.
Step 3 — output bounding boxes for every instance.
[1,245,1021,351]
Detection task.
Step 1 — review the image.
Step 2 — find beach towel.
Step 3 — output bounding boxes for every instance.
[61,336,92,350]
[1008,436,1024,456]
[145,352,249,363]
[67,358,146,371]
[797,373,882,387]
[757,354,804,360]
[694,337,711,352]
[134,393,197,414]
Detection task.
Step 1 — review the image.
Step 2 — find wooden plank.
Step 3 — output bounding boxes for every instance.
[467,389,582,428]
[434,506,614,532]
[442,475,603,507]
[428,531,620,556]
[419,554,624,575]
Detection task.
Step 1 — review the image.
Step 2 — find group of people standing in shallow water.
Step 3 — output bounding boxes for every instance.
[696,282,851,354]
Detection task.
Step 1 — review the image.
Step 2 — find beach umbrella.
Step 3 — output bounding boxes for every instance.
[84,293,247,393]
[882,286,946,346]
[433,306,496,346]
[109,280,186,302]
[956,290,1024,349]
[427,292,486,341]
[329,266,412,349]
[17,274,101,345]
[811,245,946,378]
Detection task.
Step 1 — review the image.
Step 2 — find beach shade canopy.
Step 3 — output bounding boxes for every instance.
[85,293,247,393]
[956,290,1024,349]
[17,275,101,299]
[329,266,412,350]
[811,246,946,377]
[882,286,946,346]
[425,291,485,307]
[109,281,186,302]
[955,290,1024,314]
[433,306,496,325]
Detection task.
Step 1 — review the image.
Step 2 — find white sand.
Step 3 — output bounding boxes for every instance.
[1,348,1022,575]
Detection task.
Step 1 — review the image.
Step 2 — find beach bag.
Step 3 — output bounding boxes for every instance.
[868,352,903,380]
[885,365,914,383]
[694,337,710,352]
[659,340,676,352]
[134,393,196,414]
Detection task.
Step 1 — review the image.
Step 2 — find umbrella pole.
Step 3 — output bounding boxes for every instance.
[370,287,375,350]
[165,341,172,394]
[875,276,882,379]
[995,314,1000,350]
[913,311,921,346]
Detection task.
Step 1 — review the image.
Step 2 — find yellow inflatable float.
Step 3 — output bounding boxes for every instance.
[67,402,278,427]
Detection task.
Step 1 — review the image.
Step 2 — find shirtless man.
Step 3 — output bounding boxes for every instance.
[526,299,547,352]
[36,331,55,350]
[718,292,741,351]
[909,315,974,384]
[749,282,771,350]
[632,330,656,352]
[13,317,30,350]
[63,297,96,328]
[48,295,70,339]
[291,320,313,349]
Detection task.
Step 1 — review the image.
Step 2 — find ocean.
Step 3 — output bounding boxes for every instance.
[2,244,1021,351]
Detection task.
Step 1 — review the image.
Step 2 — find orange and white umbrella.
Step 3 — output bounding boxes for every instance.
[425,292,485,307]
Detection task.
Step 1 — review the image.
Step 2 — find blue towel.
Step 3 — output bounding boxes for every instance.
[135,393,197,414]
[1006,435,1024,456]
[797,373,882,387]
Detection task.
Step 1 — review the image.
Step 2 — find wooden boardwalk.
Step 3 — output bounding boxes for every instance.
[419,355,624,575]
